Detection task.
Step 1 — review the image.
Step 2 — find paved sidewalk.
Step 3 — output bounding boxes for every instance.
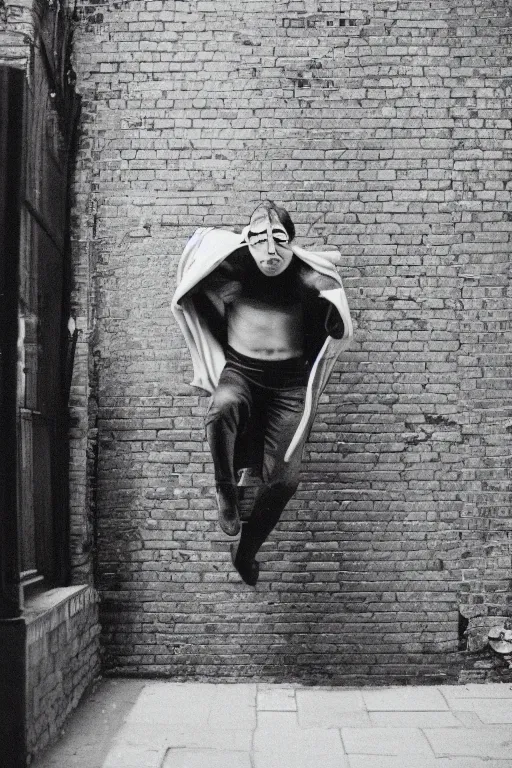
[34,680,512,768]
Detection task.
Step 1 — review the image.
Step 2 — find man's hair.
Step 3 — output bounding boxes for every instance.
[262,200,296,243]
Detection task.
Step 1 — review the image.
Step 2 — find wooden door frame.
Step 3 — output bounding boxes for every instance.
[0,66,24,619]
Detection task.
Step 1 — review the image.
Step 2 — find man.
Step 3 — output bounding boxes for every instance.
[172,202,352,585]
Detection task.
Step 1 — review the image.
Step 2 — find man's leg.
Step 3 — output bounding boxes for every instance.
[232,386,305,582]
[205,369,253,536]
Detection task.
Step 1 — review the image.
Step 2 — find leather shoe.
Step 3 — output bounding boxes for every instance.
[215,483,240,536]
[230,541,259,586]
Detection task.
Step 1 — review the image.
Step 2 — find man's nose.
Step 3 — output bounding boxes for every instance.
[266,221,276,254]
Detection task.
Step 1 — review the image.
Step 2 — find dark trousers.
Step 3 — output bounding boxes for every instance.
[206,346,307,561]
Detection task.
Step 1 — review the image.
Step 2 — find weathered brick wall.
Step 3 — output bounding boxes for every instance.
[68,170,100,585]
[73,0,512,683]
[25,587,101,760]
[0,0,34,69]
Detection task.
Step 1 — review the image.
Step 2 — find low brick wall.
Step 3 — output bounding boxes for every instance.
[25,586,101,761]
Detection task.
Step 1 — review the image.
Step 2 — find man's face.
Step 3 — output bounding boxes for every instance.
[244,206,293,276]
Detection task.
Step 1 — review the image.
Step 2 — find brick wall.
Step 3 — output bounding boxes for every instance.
[73,0,512,683]
[0,0,34,69]
[25,587,101,760]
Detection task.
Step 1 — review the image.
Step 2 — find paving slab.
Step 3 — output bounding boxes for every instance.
[441,683,512,702]
[297,689,370,728]
[440,693,478,711]
[425,725,512,759]
[279,726,345,757]
[348,757,512,768]
[450,710,485,728]
[164,727,254,751]
[257,685,297,711]
[125,682,217,727]
[102,743,166,768]
[162,748,252,768]
[468,698,512,724]
[362,686,449,711]
[254,710,346,763]
[111,721,253,751]
[207,684,257,729]
[254,710,299,736]
[342,726,434,756]
[313,710,372,727]
[106,721,170,749]
[440,688,512,716]
[437,684,472,697]
[369,710,462,728]
[254,750,350,768]
[464,684,512,698]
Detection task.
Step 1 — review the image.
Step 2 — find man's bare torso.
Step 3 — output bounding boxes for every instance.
[192,248,342,361]
[227,296,304,360]
[221,257,305,360]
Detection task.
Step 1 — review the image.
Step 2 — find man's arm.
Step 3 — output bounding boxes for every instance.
[185,250,247,304]
[298,263,345,339]
[185,265,240,303]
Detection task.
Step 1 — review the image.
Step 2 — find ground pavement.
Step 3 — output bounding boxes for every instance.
[33,679,512,768]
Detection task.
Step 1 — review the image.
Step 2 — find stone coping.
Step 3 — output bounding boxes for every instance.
[24,585,98,645]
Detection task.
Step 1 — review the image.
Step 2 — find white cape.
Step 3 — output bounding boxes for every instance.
[172,227,353,462]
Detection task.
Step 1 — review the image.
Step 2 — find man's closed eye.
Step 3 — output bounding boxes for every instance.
[248,232,268,245]
[248,231,289,245]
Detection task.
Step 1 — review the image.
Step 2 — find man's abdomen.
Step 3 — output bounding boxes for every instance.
[227,298,304,360]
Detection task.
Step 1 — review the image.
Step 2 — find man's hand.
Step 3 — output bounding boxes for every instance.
[324,303,345,339]
[298,265,346,339]
[192,267,241,304]
[215,279,242,304]
[320,250,342,267]
[298,263,339,292]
